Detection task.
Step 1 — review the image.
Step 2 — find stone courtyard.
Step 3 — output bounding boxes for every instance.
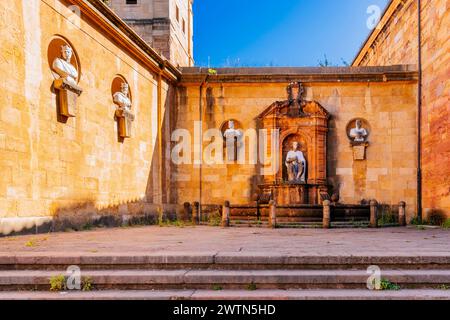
[0,226,449,300]
[0,226,449,256]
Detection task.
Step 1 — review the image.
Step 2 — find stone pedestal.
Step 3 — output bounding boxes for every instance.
[351,142,369,160]
[222,201,230,227]
[53,79,83,117]
[323,200,331,229]
[115,109,135,138]
[259,183,327,205]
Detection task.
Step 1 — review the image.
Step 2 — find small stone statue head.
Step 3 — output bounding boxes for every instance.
[120,83,129,96]
[292,141,299,151]
[355,119,362,129]
[61,45,73,62]
[228,120,235,130]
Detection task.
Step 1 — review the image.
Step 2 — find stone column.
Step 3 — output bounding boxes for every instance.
[323,200,331,229]
[269,200,277,229]
[192,202,200,225]
[222,201,230,227]
[370,200,378,228]
[398,201,407,226]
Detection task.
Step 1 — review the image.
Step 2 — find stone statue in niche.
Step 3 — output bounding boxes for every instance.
[285,141,306,183]
[347,119,370,160]
[349,119,369,143]
[52,45,83,117]
[113,83,135,138]
[52,45,78,85]
[223,120,242,162]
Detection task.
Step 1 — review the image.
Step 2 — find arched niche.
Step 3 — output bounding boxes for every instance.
[220,119,243,163]
[47,35,81,83]
[111,75,132,105]
[281,134,309,182]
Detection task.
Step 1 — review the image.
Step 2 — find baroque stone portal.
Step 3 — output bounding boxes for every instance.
[113,82,135,138]
[257,82,329,205]
[52,45,83,117]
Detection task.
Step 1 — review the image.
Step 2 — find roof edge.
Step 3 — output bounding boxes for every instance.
[67,0,181,81]
[352,0,404,66]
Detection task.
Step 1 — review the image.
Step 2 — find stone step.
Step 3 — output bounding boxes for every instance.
[1,254,449,270]
[0,289,449,300]
[0,269,449,290]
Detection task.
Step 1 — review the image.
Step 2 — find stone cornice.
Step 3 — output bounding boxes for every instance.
[66,0,181,82]
[179,65,418,84]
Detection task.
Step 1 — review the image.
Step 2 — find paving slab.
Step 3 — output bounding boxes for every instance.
[0,226,448,258]
[0,289,448,300]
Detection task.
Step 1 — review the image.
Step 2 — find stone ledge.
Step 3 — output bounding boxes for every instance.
[179,65,418,83]
[0,289,449,300]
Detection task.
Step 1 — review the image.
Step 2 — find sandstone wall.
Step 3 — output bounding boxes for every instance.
[0,0,174,235]
[354,0,450,219]
[174,75,418,219]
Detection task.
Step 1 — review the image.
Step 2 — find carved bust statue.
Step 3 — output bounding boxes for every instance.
[285,141,306,183]
[223,120,242,162]
[113,83,132,111]
[52,45,78,85]
[113,83,134,138]
[349,119,368,142]
[223,120,241,140]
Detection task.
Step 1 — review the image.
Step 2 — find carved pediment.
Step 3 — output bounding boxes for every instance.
[257,82,329,120]
[257,100,329,120]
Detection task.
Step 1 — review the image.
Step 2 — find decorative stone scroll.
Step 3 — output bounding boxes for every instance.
[346,118,370,160]
[113,82,135,138]
[51,44,83,117]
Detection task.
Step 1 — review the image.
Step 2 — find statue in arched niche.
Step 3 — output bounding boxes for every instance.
[113,82,135,138]
[52,45,79,85]
[285,141,306,183]
[223,120,242,162]
[51,44,83,117]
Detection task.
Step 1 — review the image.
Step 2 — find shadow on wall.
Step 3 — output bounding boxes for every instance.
[0,198,176,238]
[1,83,181,237]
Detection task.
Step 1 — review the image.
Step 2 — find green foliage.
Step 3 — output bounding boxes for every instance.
[246,282,257,291]
[208,68,217,75]
[82,222,94,231]
[380,279,401,291]
[378,214,397,226]
[437,284,449,290]
[49,275,66,292]
[82,277,93,291]
[212,285,223,291]
[442,219,450,229]
[410,216,423,225]
[159,219,192,228]
[208,213,222,227]
[25,239,38,247]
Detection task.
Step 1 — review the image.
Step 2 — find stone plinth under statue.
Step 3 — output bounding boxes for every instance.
[257,82,329,205]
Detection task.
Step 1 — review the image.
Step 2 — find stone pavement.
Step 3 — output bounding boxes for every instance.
[0,226,448,257]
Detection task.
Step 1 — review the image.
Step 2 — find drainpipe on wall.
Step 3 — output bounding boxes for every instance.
[157,64,164,214]
[199,74,209,218]
[417,0,423,221]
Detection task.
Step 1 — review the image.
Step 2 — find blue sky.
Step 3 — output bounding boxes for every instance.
[193,0,389,67]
